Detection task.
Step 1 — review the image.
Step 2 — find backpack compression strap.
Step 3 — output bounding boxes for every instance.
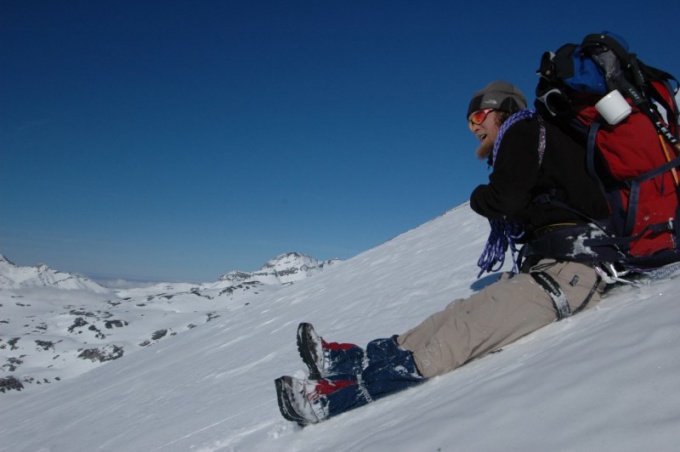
[586,121,680,244]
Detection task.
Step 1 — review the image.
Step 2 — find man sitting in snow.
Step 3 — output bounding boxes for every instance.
[275,81,611,425]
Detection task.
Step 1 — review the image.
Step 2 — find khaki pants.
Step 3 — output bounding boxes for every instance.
[397,260,604,378]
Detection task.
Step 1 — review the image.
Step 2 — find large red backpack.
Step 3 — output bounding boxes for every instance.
[535,32,680,270]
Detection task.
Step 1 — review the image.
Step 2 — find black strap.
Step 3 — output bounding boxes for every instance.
[572,274,602,316]
[627,57,680,147]
[530,271,571,320]
[530,269,603,320]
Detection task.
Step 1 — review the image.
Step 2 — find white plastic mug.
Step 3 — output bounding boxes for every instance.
[595,90,632,125]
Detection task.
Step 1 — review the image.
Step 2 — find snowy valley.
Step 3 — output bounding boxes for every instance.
[0,252,338,393]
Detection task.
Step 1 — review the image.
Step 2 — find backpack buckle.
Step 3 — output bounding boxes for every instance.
[536,88,571,117]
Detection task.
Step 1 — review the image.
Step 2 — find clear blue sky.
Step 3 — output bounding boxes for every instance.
[2,0,678,283]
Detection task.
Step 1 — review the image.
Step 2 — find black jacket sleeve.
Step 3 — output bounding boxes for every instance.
[470,119,541,221]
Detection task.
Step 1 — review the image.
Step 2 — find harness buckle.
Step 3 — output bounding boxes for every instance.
[594,262,637,285]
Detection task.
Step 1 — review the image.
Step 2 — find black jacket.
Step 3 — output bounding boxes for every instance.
[470,116,610,239]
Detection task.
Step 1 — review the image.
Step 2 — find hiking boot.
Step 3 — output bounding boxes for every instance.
[297,322,366,379]
[275,376,356,426]
[296,322,326,379]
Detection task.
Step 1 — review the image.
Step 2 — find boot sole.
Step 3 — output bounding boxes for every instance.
[274,376,309,427]
[296,323,322,380]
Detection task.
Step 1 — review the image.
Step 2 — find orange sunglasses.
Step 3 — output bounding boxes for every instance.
[468,108,494,128]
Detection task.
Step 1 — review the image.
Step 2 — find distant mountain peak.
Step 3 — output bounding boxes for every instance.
[0,255,109,293]
[219,252,339,286]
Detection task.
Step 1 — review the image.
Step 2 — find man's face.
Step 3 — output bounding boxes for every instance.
[468,109,500,159]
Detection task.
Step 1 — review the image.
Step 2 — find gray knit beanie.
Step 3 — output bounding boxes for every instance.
[467,81,527,117]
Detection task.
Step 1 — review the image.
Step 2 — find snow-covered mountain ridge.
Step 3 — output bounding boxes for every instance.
[218,251,339,285]
[0,254,108,293]
[0,251,339,393]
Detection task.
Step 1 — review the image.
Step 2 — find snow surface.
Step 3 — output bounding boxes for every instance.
[1,203,680,451]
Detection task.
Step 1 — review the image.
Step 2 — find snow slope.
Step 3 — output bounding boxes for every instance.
[1,203,679,451]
